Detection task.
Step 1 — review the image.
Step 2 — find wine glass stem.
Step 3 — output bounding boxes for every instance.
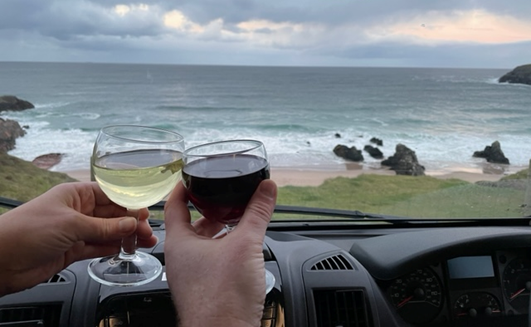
[119,209,139,259]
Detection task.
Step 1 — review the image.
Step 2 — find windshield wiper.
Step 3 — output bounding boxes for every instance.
[273,205,401,220]
[0,196,24,209]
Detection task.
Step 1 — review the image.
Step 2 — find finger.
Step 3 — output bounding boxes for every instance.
[137,208,150,221]
[137,236,159,248]
[192,217,225,238]
[235,180,277,238]
[74,214,138,243]
[71,242,122,262]
[85,182,115,206]
[136,218,154,239]
[137,218,159,248]
[164,183,195,237]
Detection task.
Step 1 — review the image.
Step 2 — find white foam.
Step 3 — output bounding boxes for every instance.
[8,123,96,171]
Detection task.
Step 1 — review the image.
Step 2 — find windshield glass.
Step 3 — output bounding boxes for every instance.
[1,2,530,219]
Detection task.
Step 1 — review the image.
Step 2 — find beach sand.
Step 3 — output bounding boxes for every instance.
[64,161,523,187]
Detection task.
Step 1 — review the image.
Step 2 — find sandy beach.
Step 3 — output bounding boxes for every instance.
[64,162,524,187]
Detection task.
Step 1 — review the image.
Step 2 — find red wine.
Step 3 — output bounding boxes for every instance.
[182,154,270,225]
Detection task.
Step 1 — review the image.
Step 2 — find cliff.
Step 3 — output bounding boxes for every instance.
[498,64,531,86]
[0,95,35,111]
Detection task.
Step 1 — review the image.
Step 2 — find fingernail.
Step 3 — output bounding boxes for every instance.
[119,217,137,233]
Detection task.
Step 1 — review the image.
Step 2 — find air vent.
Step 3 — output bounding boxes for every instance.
[44,274,67,284]
[311,254,354,271]
[0,305,61,327]
[313,289,372,327]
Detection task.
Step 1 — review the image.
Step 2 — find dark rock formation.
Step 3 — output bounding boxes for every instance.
[364,145,383,159]
[334,133,341,138]
[382,144,425,176]
[473,141,510,164]
[32,153,64,170]
[0,118,26,152]
[499,64,531,86]
[333,144,364,162]
[0,95,35,111]
[370,137,383,146]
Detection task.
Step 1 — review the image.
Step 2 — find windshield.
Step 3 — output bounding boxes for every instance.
[1,2,530,220]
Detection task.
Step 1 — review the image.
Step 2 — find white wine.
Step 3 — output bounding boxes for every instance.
[93,149,183,209]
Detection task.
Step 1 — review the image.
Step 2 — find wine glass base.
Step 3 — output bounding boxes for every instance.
[265,269,276,294]
[87,251,162,287]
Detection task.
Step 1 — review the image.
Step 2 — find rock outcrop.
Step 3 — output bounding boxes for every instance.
[364,145,383,159]
[0,118,26,152]
[370,137,383,146]
[333,144,364,162]
[498,64,531,86]
[32,153,64,170]
[473,141,510,164]
[381,144,425,176]
[0,95,35,111]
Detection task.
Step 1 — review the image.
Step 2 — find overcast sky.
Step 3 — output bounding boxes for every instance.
[1,0,530,68]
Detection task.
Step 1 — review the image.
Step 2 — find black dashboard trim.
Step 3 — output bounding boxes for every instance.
[349,226,531,280]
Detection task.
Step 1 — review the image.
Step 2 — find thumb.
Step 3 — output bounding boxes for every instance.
[235,179,277,238]
[164,182,195,238]
[75,214,137,243]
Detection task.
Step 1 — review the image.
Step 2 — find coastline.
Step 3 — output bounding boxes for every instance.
[63,161,525,187]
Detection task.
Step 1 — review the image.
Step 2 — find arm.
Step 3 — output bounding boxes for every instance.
[0,182,157,296]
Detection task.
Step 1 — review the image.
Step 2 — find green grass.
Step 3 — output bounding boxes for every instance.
[277,173,527,218]
[0,153,76,202]
[501,167,529,180]
[1,152,529,219]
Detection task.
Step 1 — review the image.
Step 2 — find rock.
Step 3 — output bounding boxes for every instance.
[364,145,384,159]
[370,137,383,146]
[32,153,64,170]
[333,144,364,162]
[498,64,531,86]
[473,141,510,164]
[334,133,341,138]
[0,118,26,152]
[382,144,425,176]
[0,95,35,111]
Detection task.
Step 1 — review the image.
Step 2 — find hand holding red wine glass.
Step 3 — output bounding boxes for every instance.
[182,139,275,293]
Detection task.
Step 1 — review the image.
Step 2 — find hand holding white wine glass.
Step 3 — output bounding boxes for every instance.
[182,139,276,293]
[88,125,184,286]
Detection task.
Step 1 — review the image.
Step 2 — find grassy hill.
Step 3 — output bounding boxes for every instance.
[1,151,529,219]
[0,153,76,202]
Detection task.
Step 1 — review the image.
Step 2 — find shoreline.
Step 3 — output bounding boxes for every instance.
[62,162,526,187]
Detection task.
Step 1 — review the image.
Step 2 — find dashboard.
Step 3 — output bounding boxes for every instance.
[2,219,531,327]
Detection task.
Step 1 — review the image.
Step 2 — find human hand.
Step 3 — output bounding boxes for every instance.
[0,182,157,296]
[164,180,277,327]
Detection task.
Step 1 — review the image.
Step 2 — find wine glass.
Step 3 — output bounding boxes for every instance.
[88,124,184,287]
[182,139,276,293]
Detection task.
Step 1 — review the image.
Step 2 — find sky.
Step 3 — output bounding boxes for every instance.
[1,0,530,68]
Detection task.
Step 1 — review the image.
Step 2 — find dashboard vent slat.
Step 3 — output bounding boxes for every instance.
[45,274,67,283]
[0,305,61,327]
[311,254,354,271]
[313,289,372,327]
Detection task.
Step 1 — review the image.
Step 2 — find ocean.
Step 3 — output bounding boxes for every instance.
[1,62,530,174]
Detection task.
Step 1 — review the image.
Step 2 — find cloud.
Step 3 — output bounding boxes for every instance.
[0,0,530,68]
[382,9,531,44]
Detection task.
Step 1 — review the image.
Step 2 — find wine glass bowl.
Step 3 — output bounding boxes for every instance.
[88,124,184,287]
[182,139,270,228]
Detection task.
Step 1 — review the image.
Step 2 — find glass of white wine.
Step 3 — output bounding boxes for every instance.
[88,124,184,287]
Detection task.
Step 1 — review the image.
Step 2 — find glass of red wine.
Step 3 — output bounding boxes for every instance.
[182,139,275,293]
